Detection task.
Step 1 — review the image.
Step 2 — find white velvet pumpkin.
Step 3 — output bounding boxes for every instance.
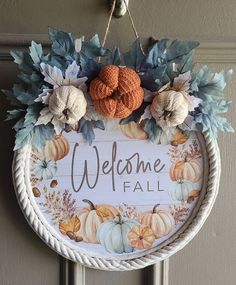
[170,180,194,202]
[48,85,87,125]
[150,90,189,128]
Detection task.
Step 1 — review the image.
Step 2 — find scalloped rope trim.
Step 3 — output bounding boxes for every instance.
[12,132,220,271]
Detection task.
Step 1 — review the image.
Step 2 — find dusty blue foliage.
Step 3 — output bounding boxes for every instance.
[2,28,233,149]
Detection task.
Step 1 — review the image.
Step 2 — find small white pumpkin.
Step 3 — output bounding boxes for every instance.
[48,85,87,125]
[34,158,57,180]
[170,180,194,202]
[150,90,189,128]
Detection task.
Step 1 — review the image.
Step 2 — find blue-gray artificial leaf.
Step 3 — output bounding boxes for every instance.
[145,38,168,68]
[143,118,162,142]
[31,123,54,150]
[12,84,38,105]
[141,65,167,91]
[166,40,199,62]
[5,109,25,121]
[48,27,75,57]
[29,41,43,65]
[78,118,95,145]
[106,47,121,65]
[81,34,109,58]
[1,89,22,106]
[10,50,34,73]
[123,39,145,71]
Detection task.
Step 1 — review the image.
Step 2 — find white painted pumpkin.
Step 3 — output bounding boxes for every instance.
[97,215,139,254]
[48,85,87,125]
[170,181,194,202]
[139,204,175,238]
[150,90,189,128]
[170,159,202,183]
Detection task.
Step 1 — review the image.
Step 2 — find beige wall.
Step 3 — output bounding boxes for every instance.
[0,1,236,285]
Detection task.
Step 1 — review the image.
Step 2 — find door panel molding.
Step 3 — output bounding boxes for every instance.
[1,33,236,63]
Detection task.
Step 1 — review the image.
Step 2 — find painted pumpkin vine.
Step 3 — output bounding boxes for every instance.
[3,27,233,258]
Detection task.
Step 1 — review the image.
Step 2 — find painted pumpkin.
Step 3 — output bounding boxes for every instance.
[170,159,202,183]
[34,158,57,180]
[97,214,139,254]
[128,224,155,250]
[89,65,144,118]
[139,204,175,238]
[43,134,69,161]
[170,180,194,201]
[119,121,148,140]
[78,199,118,243]
[171,130,189,146]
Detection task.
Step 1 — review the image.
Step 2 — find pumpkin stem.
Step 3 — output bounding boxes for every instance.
[163,110,172,120]
[117,213,123,225]
[63,108,70,120]
[152,203,160,213]
[82,199,96,210]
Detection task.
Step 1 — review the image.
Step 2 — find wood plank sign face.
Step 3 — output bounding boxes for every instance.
[13,126,214,266]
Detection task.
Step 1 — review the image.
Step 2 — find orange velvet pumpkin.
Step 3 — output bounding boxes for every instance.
[89,65,144,118]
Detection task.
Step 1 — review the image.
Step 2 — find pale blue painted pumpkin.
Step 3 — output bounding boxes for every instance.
[97,215,139,254]
[170,180,194,201]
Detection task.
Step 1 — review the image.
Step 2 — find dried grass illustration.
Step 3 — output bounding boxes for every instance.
[39,186,77,225]
[169,203,190,225]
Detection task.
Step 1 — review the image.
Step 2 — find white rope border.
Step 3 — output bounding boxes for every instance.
[12,132,220,271]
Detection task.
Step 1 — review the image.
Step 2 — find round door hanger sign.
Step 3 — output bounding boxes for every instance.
[7,28,231,271]
[13,128,219,270]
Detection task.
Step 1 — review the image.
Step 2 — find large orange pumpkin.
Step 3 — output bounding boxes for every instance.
[78,199,119,243]
[89,65,144,118]
[43,134,69,161]
[140,204,175,239]
[170,159,202,183]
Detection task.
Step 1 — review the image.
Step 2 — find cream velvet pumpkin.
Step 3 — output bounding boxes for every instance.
[150,91,189,128]
[48,85,87,125]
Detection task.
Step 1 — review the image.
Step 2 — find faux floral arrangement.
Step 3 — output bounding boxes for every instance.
[2,27,234,150]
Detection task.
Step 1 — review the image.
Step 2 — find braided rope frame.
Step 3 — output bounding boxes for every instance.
[12,132,220,271]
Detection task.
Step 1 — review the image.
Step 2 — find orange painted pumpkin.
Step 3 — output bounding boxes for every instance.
[170,159,202,183]
[78,199,118,243]
[128,224,155,250]
[140,204,175,238]
[43,134,69,161]
[119,121,148,140]
[89,65,144,118]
